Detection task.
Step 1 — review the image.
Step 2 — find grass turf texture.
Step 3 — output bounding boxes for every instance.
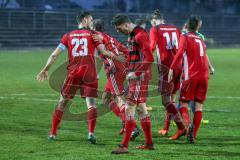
[0,48,240,160]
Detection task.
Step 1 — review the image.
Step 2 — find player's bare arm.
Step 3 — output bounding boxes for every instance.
[96,44,126,63]
[36,47,62,82]
[206,54,215,75]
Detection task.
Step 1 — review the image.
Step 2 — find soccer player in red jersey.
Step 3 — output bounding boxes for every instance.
[111,14,154,154]
[92,19,127,133]
[149,9,186,139]
[168,16,209,143]
[36,11,121,144]
[92,19,141,139]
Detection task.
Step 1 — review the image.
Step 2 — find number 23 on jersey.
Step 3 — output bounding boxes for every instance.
[71,38,88,57]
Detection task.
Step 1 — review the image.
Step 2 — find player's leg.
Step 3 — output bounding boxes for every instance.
[161,95,186,140]
[81,80,99,144]
[102,92,126,134]
[86,97,97,144]
[102,91,125,121]
[106,74,127,134]
[117,96,126,120]
[193,102,203,139]
[49,95,69,140]
[49,76,78,139]
[135,103,154,150]
[116,96,127,134]
[188,78,207,143]
[158,95,171,135]
[179,101,190,127]
[112,101,136,154]
[189,100,195,113]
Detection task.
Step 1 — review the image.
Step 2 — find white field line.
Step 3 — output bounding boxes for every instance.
[207,96,240,100]
[0,94,240,103]
[0,96,57,102]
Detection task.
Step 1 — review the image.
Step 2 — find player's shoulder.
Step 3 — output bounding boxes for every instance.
[133,26,148,39]
[157,23,179,30]
[69,28,95,36]
[157,23,175,27]
[99,31,110,39]
[183,32,203,40]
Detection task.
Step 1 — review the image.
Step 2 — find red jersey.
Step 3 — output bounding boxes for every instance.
[127,27,154,77]
[170,32,209,80]
[59,28,100,80]
[150,24,181,67]
[97,32,128,76]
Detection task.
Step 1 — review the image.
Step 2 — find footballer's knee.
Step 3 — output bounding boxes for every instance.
[180,101,188,109]
[102,92,112,105]
[86,97,96,109]
[125,103,136,120]
[162,95,171,107]
[195,102,203,111]
[137,103,148,118]
[57,95,69,110]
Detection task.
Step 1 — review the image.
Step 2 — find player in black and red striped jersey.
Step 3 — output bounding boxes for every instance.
[36,11,122,144]
[111,14,154,154]
[92,19,141,140]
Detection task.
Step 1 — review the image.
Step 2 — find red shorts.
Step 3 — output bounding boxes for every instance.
[105,72,126,96]
[61,75,98,99]
[179,78,208,103]
[159,67,181,95]
[127,74,149,104]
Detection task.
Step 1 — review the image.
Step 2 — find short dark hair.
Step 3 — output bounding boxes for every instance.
[93,19,105,32]
[151,9,163,20]
[135,18,147,26]
[76,11,91,24]
[187,15,201,32]
[112,14,131,26]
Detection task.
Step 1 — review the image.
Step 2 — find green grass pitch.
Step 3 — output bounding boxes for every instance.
[0,48,240,160]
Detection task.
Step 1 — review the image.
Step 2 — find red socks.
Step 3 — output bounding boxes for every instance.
[193,111,202,139]
[180,107,190,127]
[122,119,136,147]
[50,108,63,135]
[87,107,97,133]
[109,101,125,122]
[166,103,185,130]
[140,115,153,145]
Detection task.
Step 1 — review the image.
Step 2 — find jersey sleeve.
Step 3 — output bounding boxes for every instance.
[149,27,158,53]
[133,32,154,75]
[170,35,187,70]
[58,33,68,50]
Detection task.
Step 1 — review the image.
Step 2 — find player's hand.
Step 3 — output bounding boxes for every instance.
[36,70,48,82]
[168,69,173,82]
[126,72,137,80]
[93,34,103,43]
[209,67,215,75]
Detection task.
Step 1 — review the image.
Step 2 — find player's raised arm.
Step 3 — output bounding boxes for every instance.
[36,47,63,82]
[168,35,187,82]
